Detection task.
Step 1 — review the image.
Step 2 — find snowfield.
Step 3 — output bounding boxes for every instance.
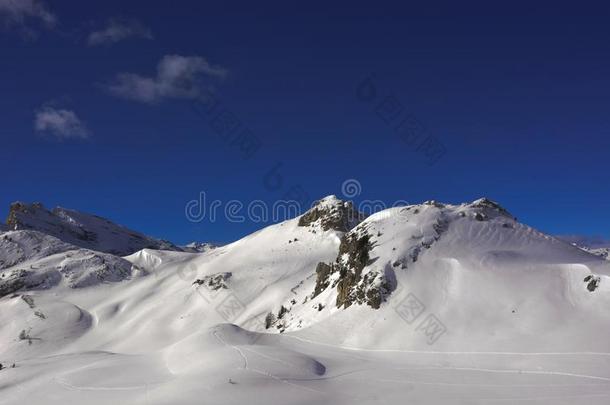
[1,196,610,404]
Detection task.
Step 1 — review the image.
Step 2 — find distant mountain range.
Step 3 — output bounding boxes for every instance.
[5,202,181,256]
[558,234,610,261]
[3,202,218,256]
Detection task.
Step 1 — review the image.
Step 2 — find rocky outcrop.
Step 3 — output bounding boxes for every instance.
[0,267,61,298]
[0,230,75,270]
[335,232,375,308]
[0,270,28,298]
[6,202,51,231]
[312,262,334,298]
[310,199,500,311]
[298,195,366,232]
[584,275,601,292]
[193,272,232,290]
[312,227,391,309]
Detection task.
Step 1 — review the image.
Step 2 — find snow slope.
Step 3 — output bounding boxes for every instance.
[1,196,610,404]
[558,235,610,261]
[581,246,610,261]
[4,202,180,256]
[0,230,144,301]
[589,247,610,260]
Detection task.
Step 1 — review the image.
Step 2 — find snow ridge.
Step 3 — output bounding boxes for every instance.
[5,201,180,256]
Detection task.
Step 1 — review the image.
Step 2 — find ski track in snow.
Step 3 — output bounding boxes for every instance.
[208,331,610,394]
[211,330,325,395]
[283,334,610,357]
[54,377,151,392]
[480,393,610,402]
[407,366,610,383]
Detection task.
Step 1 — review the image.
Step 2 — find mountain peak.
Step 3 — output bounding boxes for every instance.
[314,194,343,206]
[6,201,44,230]
[467,197,515,220]
[298,195,366,232]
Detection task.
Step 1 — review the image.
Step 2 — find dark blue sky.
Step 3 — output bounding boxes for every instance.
[1,1,609,244]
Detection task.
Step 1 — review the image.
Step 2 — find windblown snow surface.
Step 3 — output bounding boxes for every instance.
[1,196,610,404]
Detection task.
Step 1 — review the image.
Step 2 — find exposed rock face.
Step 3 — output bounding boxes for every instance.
[298,195,366,232]
[6,203,45,231]
[335,232,377,308]
[5,202,180,256]
[193,272,232,290]
[312,262,333,298]
[300,195,372,307]
[584,275,601,292]
[0,270,28,298]
[312,227,391,309]
[309,197,513,312]
[265,312,276,329]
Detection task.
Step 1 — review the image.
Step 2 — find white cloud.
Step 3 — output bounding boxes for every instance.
[88,18,152,46]
[34,106,90,140]
[0,0,56,35]
[106,55,227,104]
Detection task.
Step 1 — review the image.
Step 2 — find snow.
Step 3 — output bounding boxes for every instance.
[558,235,610,261]
[0,230,75,269]
[589,247,610,260]
[5,202,180,256]
[1,196,610,404]
[182,242,221,253]
[579,246,610,261]
[0,230,142,299]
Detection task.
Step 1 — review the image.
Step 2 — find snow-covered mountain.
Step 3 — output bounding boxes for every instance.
[559,235,610,261]
[588,246,610,260]
[0,230,144,299]
[1,196,610,404]
[4,202,181,256]
[578,245,610,261]
[182,241,220,253]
